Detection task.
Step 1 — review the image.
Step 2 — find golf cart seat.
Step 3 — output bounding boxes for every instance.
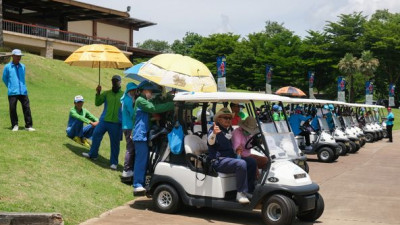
[184,135,234,178]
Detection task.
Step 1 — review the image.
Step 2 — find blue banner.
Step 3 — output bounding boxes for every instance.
[365,81,373,95]
[217,56,226,78]
[389,84,395,97]
[266,65,273,84]
[338,76,345,92]
[308,71,315,88]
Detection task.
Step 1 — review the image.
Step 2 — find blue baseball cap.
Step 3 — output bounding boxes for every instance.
[11,49,23,56]
[111,75,121,81]
[138,80,159,91]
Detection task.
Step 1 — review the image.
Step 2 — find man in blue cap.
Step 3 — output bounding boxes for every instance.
[66,95,99,147]
[82,75,124,170]
[2,49,35,131]
[121,82,138,178]
[289,106,313,150]
[132,80,174,193]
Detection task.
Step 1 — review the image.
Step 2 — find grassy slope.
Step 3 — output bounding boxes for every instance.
[0,54,399,225]
[0,54,133,225]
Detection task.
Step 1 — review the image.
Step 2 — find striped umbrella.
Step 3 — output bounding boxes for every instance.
[275,86,306,97]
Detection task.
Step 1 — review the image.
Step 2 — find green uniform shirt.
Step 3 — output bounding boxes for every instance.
[69,107,98,124]
[95,89,124,123]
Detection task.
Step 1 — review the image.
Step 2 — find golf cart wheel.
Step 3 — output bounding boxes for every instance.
[153,184,181,214]
[317,147,334,163]
[297,193,325,222]
[261,194,296,225]
[303,161,309,173]
[365,133,374,143]
[348,141,357,153]
[383,130,388,138]
[360,138,366,147]
[337,142,348,156]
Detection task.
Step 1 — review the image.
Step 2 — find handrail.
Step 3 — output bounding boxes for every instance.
[3,19,128,51]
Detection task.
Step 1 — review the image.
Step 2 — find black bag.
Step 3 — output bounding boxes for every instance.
[198,153,214,175]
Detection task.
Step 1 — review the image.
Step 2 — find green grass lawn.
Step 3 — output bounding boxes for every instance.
[0,54,133,225]
[0,54,399,225]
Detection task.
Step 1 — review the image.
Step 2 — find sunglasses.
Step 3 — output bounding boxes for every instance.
[221,116,232,120]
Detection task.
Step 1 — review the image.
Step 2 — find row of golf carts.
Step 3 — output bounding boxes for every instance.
[140,92,388,225]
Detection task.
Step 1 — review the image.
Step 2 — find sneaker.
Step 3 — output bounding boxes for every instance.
[122,170,134,178]
[81,138,91,148]
[73,136,83,145]
[236,192,250,204]
[305,145,313,151]
[82,152,97,160]
[25,127,36,132]
[110,164,117,170]
[134,186,146,193]
[12,125,18,132]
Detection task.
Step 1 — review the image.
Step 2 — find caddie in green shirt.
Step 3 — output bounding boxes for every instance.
[66,95,99,147]
[82,75,124,170]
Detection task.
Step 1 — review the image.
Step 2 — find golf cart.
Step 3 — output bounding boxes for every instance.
[146,92,324,225]
[288,98,341,163]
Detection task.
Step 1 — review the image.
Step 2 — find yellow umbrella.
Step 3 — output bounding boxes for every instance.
[148,53,212,77]
[64,44,133,84]
[133,53,217,92]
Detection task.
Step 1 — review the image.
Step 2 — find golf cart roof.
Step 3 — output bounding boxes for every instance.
[173,92,292,103]
[346,103,385,108]
[289,98,338,105]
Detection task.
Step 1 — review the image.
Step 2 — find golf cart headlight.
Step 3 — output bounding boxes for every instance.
[294,173,307,179]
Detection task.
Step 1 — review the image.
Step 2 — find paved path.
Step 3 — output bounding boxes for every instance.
[81,131,400,225]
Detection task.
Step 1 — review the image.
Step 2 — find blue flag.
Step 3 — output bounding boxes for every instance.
[266,65,273,84]
[338,76,345,92]
[308,71,315,88]
[217,56,226,78]
[365,81,373,95]
[389,84,395,97]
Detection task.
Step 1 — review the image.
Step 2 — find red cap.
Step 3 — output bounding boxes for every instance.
[387,107,392,110]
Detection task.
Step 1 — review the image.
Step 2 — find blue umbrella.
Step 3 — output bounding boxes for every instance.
[124,62,147,83]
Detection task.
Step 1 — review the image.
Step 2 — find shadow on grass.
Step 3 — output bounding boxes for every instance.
[64,143,111,170]
[129,197,320,224]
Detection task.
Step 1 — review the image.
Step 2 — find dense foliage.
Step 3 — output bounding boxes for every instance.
[136,10,400,104]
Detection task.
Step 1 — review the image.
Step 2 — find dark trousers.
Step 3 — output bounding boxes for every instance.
[213,157,257,193]
[123,129,135,172]
[299,130,311,146]
[387,125,393,142]
[8,95,33,128]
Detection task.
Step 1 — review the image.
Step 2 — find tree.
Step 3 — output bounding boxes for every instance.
[359,50,379,78]
[136,39,171,53]
[171,32,203,55]
[364,10,400,101]
[338,53,359,102]
[191,33,240,77]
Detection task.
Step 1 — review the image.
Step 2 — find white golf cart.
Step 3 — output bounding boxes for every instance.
[287,98,341,163]
[146,92,324,225]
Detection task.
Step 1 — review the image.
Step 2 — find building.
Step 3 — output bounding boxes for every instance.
[1,0,159,59]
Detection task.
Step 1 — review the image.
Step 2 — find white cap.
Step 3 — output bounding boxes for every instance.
[74,95,84,103]
[11,49,23,56]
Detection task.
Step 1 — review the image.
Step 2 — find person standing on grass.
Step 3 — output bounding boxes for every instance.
[120,82,138,178]
[82,75,123,171]
[132,80,174,193]
[66,95,99,148]
[2,49,35,132]
[386,107,394,143]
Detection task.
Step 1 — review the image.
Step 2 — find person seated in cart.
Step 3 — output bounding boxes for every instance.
[232,116,268,179]
[207,108,257,204]
[272,104,281,121]
[289,106,313,150]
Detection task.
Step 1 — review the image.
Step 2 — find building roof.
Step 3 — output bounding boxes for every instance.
[3,0,155,29]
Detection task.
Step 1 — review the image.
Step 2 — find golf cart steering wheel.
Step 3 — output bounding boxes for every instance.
[244,132,264,153]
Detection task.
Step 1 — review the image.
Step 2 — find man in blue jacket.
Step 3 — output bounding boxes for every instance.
[289,107,313,150]
[386,107,394,143]
[2,49,35,132]
[121,82,138,178]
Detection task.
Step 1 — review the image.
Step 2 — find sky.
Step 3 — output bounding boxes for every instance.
[78,0,400,46]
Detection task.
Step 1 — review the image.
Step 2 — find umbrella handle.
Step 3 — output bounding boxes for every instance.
[98,64,101,85]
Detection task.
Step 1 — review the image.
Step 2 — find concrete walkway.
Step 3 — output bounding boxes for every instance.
[81,131,400,225]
